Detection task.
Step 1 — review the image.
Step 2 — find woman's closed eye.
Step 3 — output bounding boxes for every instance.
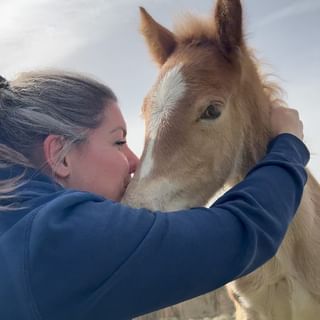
[115,140,127,148]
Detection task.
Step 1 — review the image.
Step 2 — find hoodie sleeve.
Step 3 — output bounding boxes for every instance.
[27,133,309,320]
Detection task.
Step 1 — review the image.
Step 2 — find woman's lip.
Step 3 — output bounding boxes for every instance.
[121,179,131,199]
[124,177,131,189]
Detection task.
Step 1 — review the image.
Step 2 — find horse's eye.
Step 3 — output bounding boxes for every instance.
[200,104,221,120]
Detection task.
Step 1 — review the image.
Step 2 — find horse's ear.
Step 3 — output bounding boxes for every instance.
[214,0,243,58]
[139,7,177,66]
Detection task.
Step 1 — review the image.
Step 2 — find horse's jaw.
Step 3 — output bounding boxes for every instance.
[122,176,212,211]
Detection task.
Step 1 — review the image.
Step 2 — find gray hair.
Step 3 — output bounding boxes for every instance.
[0,70,117,210]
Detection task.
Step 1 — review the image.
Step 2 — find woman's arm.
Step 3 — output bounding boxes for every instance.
[27,133,309,320]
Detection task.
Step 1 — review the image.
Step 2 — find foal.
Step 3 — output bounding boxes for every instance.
[123,0,320,319]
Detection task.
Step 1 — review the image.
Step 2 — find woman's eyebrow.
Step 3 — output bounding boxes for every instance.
[109,127,127,137]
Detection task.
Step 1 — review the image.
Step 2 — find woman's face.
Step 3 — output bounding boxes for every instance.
[64,102,139,201]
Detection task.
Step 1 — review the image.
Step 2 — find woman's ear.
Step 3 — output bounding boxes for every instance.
[43,135,70,178]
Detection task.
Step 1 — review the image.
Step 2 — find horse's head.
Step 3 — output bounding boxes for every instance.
[123,0,279,210]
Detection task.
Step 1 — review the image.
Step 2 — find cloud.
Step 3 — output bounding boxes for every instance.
[257,0,320,28]
[0,0,139,76]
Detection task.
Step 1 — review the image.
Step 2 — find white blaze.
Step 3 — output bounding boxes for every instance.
[139,138,155,179]
[149,63,187,139]
[139,63,187,179]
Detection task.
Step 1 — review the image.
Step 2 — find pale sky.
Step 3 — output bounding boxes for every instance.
[0,0,319,180]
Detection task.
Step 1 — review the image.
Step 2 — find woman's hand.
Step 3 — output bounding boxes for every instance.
[270,106,304,141]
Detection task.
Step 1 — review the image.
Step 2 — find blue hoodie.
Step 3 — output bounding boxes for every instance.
[0,134,309,320]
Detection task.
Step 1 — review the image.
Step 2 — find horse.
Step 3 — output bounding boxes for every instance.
[123,0,320,319]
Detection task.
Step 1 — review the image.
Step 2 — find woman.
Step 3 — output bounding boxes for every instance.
[0,71,308,320]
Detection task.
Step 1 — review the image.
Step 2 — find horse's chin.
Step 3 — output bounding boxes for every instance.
[123,198,204,212]
[123,182,222,212]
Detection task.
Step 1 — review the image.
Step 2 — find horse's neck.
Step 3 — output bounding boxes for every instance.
[231,170,320,297]
[294,169,320,229]
[305,169,320,194]
[275,169,320,295]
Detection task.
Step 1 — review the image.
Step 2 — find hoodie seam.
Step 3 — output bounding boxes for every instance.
[24,209,43,320]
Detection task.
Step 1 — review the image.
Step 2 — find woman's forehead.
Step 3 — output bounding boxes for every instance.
[101,102,127,132]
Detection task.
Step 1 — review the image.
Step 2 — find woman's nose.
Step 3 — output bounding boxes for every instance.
[127,148,140,174]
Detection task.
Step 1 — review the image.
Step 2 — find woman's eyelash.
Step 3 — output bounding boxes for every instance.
[115,140,126,145]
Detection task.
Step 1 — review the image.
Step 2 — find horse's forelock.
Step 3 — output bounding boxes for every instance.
[173,13,217,46]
